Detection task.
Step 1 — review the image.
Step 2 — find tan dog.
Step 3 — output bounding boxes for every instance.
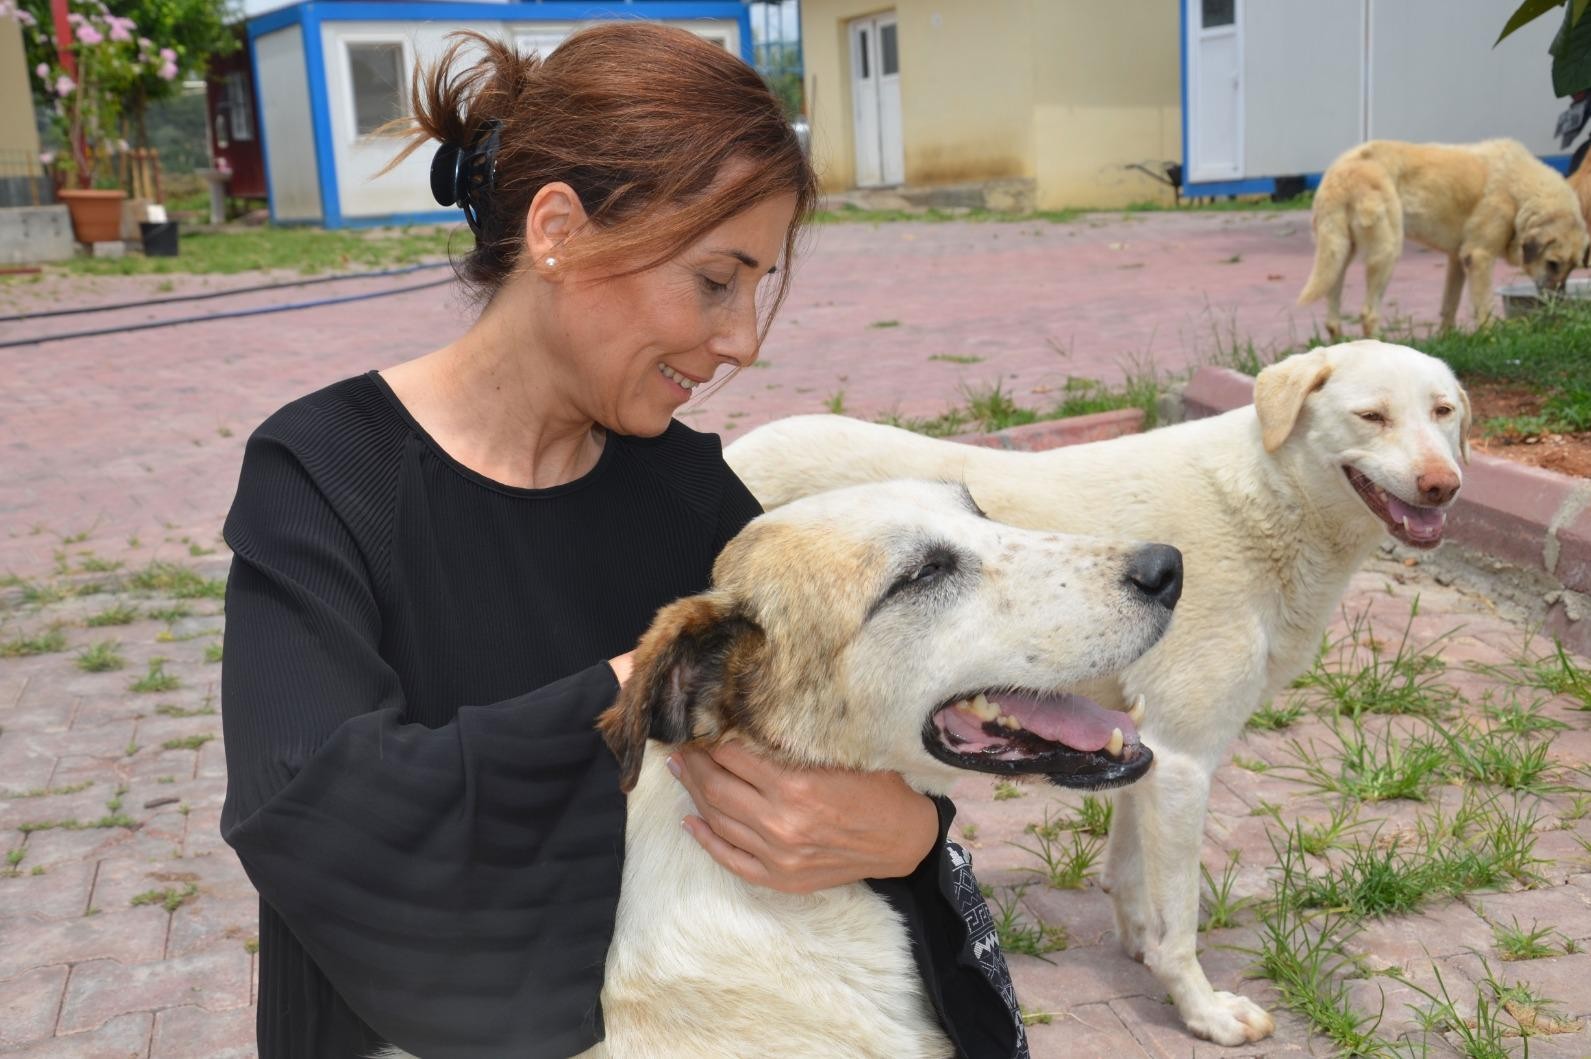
[725,341,1470,1047]
[1570,151,1591,240]
[388,479,1179,1058]
[1299,138,1589,337]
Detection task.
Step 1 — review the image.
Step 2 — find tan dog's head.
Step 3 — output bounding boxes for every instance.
[1254,341,1468,550]
[600,480,1182,795]
[1515,196,1591,289]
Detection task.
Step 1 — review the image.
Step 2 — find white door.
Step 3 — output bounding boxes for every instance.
[850,13,904,187]
[1188,0,1242,182]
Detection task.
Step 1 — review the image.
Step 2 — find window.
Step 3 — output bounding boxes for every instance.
[1201,0,1234,29]
[224,71,254,142]
[348,42,405,136]
[880,23,898,76]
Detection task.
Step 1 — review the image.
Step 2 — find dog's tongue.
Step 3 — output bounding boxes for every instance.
[1386,495,1446,541]
[995,692,1138,752]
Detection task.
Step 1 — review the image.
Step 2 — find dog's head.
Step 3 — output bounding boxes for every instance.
[1254,340,1468,550]
[1515,198,1590,289]
[599,480,1181,795]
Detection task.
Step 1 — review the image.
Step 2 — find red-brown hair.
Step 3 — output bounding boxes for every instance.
[385,22,818,319]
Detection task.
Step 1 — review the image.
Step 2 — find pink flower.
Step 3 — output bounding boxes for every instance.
[66,12,83,23]
[39,151,55,167]
[74,23,102,44]
[158,60,177,80]
[55,74,74,96]
[108,18,131,41]
[159,46,175,60]
[36,62,48,79]
[138,36,151,49]
[15,7,34,25]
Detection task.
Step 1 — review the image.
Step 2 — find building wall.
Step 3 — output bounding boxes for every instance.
[800,0,1181,209]
[0,18,42,162]
[255,25,320,222]
[316,16,741,220]
[1027,0,1180,209]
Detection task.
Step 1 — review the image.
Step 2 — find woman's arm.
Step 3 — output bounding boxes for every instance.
[222,433,627,1059]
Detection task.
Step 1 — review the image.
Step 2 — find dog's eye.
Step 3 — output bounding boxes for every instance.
[884,552,956,600]
[1433,404,1454,418]
[1356,411,1387,424]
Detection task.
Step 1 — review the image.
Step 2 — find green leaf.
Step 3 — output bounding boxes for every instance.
[1576,0,1591,27]
[1498,0,1566,45]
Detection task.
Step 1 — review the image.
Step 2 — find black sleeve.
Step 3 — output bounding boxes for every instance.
[220,434,626,1059]
[867,799,1023,1059]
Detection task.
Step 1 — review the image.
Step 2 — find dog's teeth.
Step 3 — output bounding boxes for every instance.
[1401,515,1411,534]
[997,715,1021,730]
[1105,727,1124,757]
[969,693,999,721]
[1127,694,1145,726]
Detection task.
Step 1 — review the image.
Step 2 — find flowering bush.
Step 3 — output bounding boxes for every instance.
[2,0,179,186]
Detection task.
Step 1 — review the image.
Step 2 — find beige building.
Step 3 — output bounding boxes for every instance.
[1,16,46,207]
[800,0,1182,210]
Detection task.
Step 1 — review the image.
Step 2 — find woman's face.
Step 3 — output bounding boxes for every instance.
[548,190,799,438]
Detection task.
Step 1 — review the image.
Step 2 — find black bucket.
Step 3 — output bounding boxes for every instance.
[140,221,179,257]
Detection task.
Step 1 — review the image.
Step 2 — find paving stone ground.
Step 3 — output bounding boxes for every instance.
[0,211,1464,577]
[1,214,1583,1057]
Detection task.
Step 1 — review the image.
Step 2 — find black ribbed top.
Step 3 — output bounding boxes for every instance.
[220,372,1018,1059]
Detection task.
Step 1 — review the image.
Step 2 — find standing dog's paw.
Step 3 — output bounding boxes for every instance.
[1185,991,1275,1046]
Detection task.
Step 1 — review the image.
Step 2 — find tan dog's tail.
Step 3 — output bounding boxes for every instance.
[1297,200,1351,307]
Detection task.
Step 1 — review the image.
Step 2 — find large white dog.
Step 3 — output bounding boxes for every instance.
[724,341,1470,1045]
[388,479,1179,1058]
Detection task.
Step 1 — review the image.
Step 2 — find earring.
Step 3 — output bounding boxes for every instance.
[545,257,556,268]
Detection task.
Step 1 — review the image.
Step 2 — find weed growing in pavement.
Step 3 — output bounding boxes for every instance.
[993,780,1025,801]
[1479,690,1569,737]
[1076,795,1112,837]
[131,657,180,693]
[75,640,125,672]
[1015,824,1104,890]
[1291,606,1459,721]
[130,883,199,912]
[1,626,68,657]
[1276,719,1450,803]
[126,562,225,600]
[1200,851,1252,931]
[161,734,213,752]
[1247,700,1308,731]
[986,885,1067,958]
[85,603,139,627]
[1492,918,1567,962]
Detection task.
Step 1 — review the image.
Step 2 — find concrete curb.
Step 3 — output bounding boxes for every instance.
[951,407,1145,451]
[1173,365,1591,652]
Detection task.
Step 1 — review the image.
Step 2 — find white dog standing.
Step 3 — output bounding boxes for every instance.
[725,341,1470,1045]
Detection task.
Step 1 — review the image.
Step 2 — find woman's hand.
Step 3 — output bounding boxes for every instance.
[670,741,939,894]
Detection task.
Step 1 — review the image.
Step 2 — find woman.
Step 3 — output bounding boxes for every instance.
[221,22,1026,1058]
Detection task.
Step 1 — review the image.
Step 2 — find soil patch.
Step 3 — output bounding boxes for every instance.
[1467,381,1591,479]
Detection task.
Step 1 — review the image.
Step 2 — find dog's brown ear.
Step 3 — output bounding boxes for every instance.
[597,593,765,793]
[1254,348,1334,453]
[1522,238,1544,266]
[1456,384,1473,464]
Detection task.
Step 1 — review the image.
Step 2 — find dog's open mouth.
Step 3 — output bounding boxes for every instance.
[923,691,1153,790]
[1344,466,1446,549]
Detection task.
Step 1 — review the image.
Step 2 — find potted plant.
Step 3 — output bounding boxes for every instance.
[4,0,178,243]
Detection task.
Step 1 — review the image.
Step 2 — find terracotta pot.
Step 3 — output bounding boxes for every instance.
[57,189,127,244]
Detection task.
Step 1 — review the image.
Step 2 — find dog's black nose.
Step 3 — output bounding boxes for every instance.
[1124,544,1183,610]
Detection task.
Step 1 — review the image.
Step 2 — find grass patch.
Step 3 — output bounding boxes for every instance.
[130,883,198,912]
[1291,606,1458,721]
[1015,812,1103,889]
[146,604,193,624]
[928,353,983,364]
[1,626,68,657]
[8,780,92,799]
[204,643,223,664]
[1277,719,1451,803]
[986,885,1068,957]
[131,657,180,693]
[878,370,1164,439]
[1493,918,1567,961]
[161,734,214,752]
[125,563,225,600]
[75,640,125,672]
[1200,852,1252,930]
[155,702,215,718]
[55,225,458,277]
[1247,700,1307,731]
[992,780,1025,801]
[18,813,138,833]
[85,603,139,627]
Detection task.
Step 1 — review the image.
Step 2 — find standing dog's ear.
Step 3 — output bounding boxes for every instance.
[1254,348,1334,453]
[1522,238,1544,266]
[597,594,765,793]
